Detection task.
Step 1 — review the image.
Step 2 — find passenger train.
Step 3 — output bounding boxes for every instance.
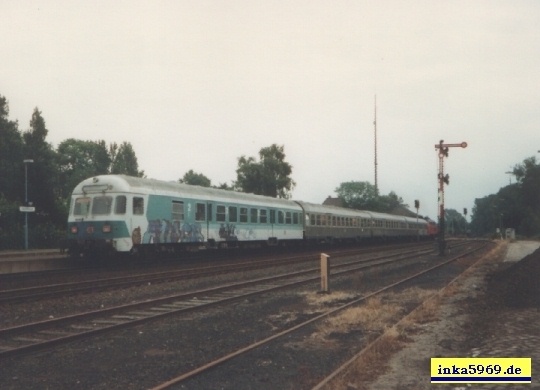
[67,175,434,256]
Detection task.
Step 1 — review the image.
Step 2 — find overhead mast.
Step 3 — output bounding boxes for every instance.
[374,95,379,194]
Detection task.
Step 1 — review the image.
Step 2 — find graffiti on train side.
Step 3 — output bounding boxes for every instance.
[135,220,258,244]
[219,223,237,241]
[141,220,204,244]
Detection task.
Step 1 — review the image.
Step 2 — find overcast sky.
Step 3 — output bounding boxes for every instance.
[3,1,539,220]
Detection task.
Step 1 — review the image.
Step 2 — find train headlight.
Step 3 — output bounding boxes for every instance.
[70,226,78,234]
[102,224,112,233]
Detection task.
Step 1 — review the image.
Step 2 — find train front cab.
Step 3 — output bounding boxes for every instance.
[67,190,144,256]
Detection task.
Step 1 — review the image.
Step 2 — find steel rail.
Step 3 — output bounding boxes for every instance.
[0,245,437,358]
[149,241,488,389]
[0,243,435,303]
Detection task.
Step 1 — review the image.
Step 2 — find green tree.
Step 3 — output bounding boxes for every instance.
[216,182,234,191]
[470,156,540,237]
[57,139,111,199]
[22,108,61,223]
[0,96,25,249]
[470,194,502,237]
[180,170,211,187]
[110,142,144,177]
[513,156,540,235]
[335,181,408,213]
[444,208,468,236]
[378,191,407,213]
[0,95,24,202]
[335,181,379,210]
[235,144,295,198]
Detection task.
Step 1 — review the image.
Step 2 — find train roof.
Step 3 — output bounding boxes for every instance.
[294,201,374,218]
[295,201,428,224]
[71,175,302,210]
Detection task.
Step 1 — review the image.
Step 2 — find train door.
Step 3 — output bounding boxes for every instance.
[130,195,147,247]
[206,203,212,242]
[268,209,278,245]
[270,209,275,237]
[195,202,212,243]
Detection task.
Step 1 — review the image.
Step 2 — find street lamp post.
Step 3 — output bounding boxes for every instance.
[23,159,34,250]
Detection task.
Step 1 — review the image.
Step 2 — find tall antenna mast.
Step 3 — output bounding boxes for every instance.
[374,95,379,194]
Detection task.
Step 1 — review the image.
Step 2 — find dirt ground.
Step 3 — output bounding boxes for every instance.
[365,240,540,390]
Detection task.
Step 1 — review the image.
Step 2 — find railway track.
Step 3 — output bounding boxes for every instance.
[0,242,435,303]
[149,240,490,389]
[0,244,439,358]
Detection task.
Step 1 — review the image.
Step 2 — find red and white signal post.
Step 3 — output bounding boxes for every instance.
[434,140,467,255]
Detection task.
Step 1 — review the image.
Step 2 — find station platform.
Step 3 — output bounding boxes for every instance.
[0,248,66,259]
[0,249,69,274]
[368,240,540,390]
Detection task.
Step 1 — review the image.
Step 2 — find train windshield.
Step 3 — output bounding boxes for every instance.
[91,196,113,215]
[73,197,91,216]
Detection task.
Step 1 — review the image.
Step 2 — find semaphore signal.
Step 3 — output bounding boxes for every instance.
[434,140,467,255]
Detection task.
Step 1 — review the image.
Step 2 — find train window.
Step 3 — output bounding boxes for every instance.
[73,197,91,216]
[92,196,112,215]
[207,204,213,222]
[239,207,247,223]
[310,214,316,225]
[229,206,238,222]
[260,209,268,223]
[285,212,292,224]
[217,205,226,222]
[195,203,206,221]
[171,201,183,221]
[270,210,276,224]
[293,212,299,225]
[251,208,258,223]
[115,196,126,214]
[134,197,145,215]
[316,214,321,226]
[278,211,284,224]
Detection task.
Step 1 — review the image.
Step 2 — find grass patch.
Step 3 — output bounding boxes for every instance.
[303,290,359,306]
[314,296,402,339]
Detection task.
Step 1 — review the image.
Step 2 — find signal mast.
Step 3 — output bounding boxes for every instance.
[434,140,467,255]
[373,95,378,194]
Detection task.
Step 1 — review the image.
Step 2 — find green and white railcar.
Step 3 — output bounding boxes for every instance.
[67,175,304,255]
